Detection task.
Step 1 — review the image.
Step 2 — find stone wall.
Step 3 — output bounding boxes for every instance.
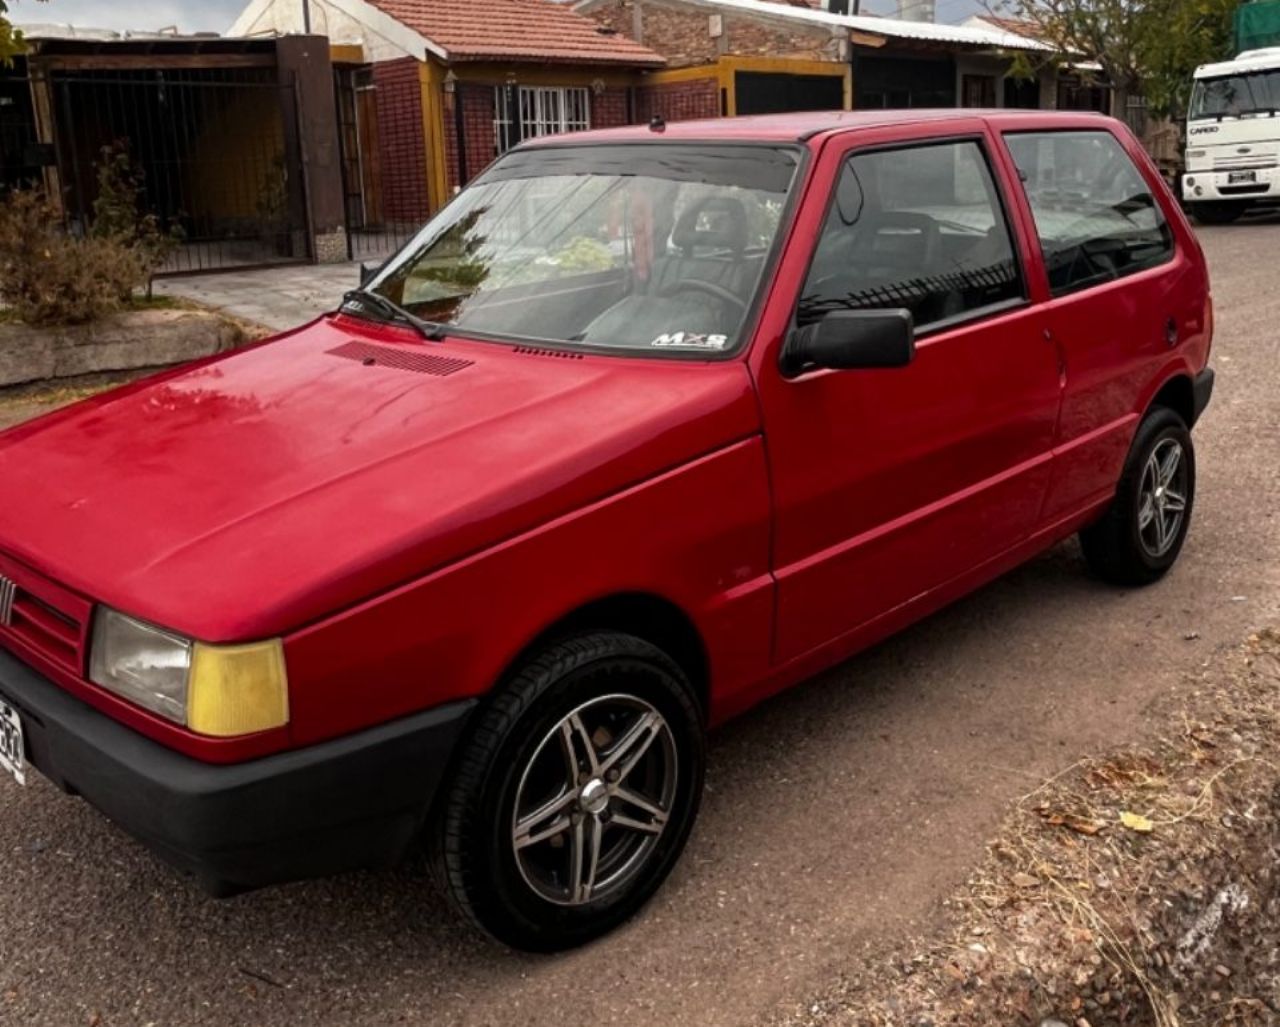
[586,0,840,67]
[0,310,244,389]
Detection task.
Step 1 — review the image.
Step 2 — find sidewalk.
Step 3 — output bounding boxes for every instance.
[153,261,363,333]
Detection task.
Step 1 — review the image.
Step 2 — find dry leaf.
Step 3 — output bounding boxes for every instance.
[1119,811,1154,834]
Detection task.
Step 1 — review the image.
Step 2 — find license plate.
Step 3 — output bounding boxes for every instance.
[1228,170,1257,183]
[0,698,25,786]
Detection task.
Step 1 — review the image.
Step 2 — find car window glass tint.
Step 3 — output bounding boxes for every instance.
[798,139,1024,330]
[1005,130,1175,296]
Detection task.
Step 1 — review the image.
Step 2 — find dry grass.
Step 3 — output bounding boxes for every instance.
[773,629,1280,1027]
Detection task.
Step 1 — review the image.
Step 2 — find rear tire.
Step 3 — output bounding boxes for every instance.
[1190,201,1244,225]
[1079,406,1195,586]
[431,632,705,951]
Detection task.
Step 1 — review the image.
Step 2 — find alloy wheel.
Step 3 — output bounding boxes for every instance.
[1137,437,1188,558]
[511,694,678,907]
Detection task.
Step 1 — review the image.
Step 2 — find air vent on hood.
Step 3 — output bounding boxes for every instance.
[328,340,473,377]
[512,346,584,360]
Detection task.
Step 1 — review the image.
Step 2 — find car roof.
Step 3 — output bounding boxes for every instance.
[520,108,1114,147]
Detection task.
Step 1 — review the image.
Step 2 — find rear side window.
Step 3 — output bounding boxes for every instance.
[1004,130,1174,297]
[798,139,1024,330]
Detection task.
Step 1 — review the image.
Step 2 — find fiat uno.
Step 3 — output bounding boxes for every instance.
[0,110,1212,951]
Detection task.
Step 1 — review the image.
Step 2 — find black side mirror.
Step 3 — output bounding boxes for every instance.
[780,308,914,378]
[359,262,378,287]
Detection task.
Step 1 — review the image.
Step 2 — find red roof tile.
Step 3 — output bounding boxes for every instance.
[368,0,666,66]
[972,15,1045,40]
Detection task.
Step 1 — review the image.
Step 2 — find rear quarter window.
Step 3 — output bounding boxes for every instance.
[1004,130,1175,297]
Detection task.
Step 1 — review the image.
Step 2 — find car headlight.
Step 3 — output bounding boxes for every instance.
[89,608,289,737]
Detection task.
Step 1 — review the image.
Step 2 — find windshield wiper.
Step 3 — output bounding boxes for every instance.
[340,288,448,342]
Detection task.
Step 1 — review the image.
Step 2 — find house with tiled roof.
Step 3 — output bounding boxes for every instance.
[229,0,665,249]
[576,0,1069,118]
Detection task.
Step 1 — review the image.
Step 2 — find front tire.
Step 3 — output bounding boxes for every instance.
[432,632,705,951]
[1190,201,1244,225]
[1080,406,1195,586]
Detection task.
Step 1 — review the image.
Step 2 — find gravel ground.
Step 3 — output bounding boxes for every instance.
[0,222,1278,1027]
[773,629,1280,1026]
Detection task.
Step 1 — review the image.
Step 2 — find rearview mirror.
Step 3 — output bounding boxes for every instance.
[780,309,914,378]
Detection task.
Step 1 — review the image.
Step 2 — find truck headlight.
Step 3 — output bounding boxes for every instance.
[89,608,288,737]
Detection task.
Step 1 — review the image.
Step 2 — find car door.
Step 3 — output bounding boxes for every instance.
[997,122,1198,522]
[750,123,1063,664]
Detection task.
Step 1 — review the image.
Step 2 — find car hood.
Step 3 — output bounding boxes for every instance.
[0,316,758,641]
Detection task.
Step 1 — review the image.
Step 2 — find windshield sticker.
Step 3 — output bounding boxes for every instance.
[650,331,729,350]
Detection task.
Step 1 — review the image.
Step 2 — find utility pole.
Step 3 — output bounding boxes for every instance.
[302,0,312,33]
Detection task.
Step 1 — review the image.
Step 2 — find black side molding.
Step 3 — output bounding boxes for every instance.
[1191,367,1214,427]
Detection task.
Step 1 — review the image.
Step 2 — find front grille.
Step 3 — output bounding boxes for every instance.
[0,556,90,676]
[1212,155,1278,171]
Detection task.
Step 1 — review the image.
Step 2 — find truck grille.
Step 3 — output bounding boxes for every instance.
[0,554,90,676]
[1212,154,1278,171]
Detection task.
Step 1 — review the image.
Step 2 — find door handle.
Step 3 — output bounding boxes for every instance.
[1165,317,1179,347]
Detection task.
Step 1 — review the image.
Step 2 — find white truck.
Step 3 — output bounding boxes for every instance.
[1183,47,1280,223]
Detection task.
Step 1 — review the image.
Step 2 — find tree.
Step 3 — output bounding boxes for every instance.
[0,0,45,66]
[1140,0,1236,116]
[0,2,23,65]
[988,0,1234,118]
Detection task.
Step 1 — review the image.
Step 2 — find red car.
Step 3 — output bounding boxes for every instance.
[0,110,1211,951]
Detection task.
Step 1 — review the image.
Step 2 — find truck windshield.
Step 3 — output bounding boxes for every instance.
[361,144,799,356]
[1190,69,1280,119]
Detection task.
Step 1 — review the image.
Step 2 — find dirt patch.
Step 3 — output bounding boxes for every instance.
[773,629,1280,1027]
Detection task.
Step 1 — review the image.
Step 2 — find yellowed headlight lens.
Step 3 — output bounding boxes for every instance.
[187,639,289,737]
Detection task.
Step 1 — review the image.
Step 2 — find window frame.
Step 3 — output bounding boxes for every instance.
[1001,127,1177,300]
[494,85,592,155]
[791,133,1032,343]
[372,139,811,363]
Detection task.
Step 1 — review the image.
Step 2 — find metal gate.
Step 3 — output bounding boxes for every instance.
[49,68,309,275]
[334,66,419,264]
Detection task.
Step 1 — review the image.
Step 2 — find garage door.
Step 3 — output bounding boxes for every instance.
[735,72,844,116]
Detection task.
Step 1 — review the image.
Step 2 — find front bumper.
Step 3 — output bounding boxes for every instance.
[1182,167,1280,203]
[0,646,475,895]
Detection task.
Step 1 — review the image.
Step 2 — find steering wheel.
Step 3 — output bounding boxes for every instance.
[660,279,748,313]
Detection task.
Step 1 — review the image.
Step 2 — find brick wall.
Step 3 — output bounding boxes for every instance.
[592,86,631,129]
[372,57,429,224]
[444,85,630,193]
[587,0,838,67]
[444,84,498,192]
[637,77,720,123]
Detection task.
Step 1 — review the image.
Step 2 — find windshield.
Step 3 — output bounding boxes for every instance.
[362,144,799,355]
[1190,69,1280,119]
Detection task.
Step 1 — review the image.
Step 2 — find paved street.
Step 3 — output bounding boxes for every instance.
[1,222,1278,1027]
[153,262,365,333]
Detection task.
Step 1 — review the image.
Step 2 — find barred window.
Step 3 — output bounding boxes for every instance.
[799,140,1024,330]
[495,86,591,154]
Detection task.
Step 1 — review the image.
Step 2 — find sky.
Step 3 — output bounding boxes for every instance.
[8,0,246,34]
[6,0,982,34]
